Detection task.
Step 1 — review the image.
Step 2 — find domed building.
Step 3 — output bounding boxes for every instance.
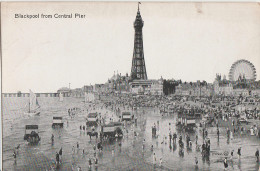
[106,71,130,93]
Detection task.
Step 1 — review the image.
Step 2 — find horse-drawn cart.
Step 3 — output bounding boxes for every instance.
[24,125,41,144]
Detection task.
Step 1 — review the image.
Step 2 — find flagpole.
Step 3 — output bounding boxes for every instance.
[138,2,141,11]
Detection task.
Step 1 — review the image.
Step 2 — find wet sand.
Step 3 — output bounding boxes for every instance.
[2,97,260,170]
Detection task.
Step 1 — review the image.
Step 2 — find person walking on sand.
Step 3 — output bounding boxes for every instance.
[153,153,156,165]
[59,147,63,160]
[112,148,115,157]
[51,134,54,143]
[56,152,60,165]
[230,150,234,160]
[255,148,259,162]
[159,158,163,167]
[224,157,228,170]
[94,157,98,168]
[217,128,220,140]
[237,147,241,158]
[173,133,177,143]
[72,146,75,154]
[88,158,92,169]
[195,157,198,165]
[13,150,16,160]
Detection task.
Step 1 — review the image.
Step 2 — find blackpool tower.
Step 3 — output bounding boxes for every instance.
[130,3,148,80]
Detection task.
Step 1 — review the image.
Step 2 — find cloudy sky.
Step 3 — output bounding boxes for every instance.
[2,2,260,93]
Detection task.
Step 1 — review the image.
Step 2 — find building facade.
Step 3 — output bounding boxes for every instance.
[175,81,212,97]
[213,80,233,96]
[213,74,233,96]
[233,89,249,97]
[57,87,71,97]
[70,88,84,97]
[129,77,163,95]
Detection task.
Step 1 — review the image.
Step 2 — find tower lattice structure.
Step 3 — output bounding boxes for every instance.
[130,5,148,80]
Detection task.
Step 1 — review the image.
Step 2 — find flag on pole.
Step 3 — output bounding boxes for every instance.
[138,2,141,11]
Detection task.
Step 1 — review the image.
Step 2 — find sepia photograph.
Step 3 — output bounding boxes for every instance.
[1,2,260,170]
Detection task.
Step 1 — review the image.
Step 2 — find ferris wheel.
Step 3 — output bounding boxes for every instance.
[228,59,256,81]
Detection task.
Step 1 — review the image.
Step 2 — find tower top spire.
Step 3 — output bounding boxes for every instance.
[134,2,143,29]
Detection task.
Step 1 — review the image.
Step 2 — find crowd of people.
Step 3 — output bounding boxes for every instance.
[103,93,259,170]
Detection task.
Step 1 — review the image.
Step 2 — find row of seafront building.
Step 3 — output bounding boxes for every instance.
[3,73,260,98]
[2,72,164,98]
[175,74,260,97]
